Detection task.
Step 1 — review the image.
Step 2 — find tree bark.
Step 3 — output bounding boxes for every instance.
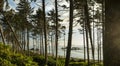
[55,0,58,66]
[51,35,54,57]
[65,0,73,66]
[64,32,66,57]
[42,0,48,65]
[84,0,95,64]
[83,20,86,62]
[104,0,120,66]
[0,0,3,12]
[27,28,29,55]
[0,25,6,45]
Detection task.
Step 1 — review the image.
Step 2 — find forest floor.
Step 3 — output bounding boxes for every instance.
[0,43,103,66]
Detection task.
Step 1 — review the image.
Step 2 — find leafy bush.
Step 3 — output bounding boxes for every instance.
[33,55,66,66]
[56,58,65,66]
[10,54,38,66]
[0,43,38,66]
[0,58,16,66]
[32,55,45,66]
[69,62,87,66]
[48,57,56,66]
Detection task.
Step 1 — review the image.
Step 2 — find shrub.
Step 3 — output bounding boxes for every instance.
[48,57,56,66]
[10,54,38,66]
[0,58,16,66]
[0,43,38,66]
[33,55,66,66]
[32,55,46,66]
[69,62,87,66]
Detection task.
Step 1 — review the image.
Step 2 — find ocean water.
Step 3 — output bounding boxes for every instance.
[32,44,103,60]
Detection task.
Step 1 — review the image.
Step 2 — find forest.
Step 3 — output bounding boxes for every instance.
[0,0,119,66]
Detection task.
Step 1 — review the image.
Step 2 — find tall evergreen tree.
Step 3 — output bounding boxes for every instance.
[42,0,48,65]
[55,0,58,66]
[16,0,33,52]
[65,0,74,66]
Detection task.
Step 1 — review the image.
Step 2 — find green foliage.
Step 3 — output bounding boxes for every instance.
[47,57,56,66]
[0,43,38,66]
[32,55,57,66]
[69,61,103,66]
[0,43,103,66]
[0,44,11,60]
[32,55,65,66]
[10,54,38,66]
[32,55,45,66]
[69,62,87,66]
[57,58,65,66]
[0,58,16,66]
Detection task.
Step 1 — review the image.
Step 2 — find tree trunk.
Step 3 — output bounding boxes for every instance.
[33,37,35,53]
[84,0,95,64]
[42,0,48,65]
[27,28,29,55]
[83,21,86,62]
[40,34,42,54]
[65,0,73,66]
[97,27,100,63]
[0,0,3,11]
[51,35,54,56]
[42,32,45,55]
[55,0,58,66]
[0,25,6,45]
[64,32,66,57]
[4,17,23,51]
[23,30,26,51]
[85,19,90,66]
[102,0,105,63]
[104,0,120,65]
[92,3,95,65]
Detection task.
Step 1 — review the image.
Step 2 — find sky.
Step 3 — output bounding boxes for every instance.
[7,0,97,48]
